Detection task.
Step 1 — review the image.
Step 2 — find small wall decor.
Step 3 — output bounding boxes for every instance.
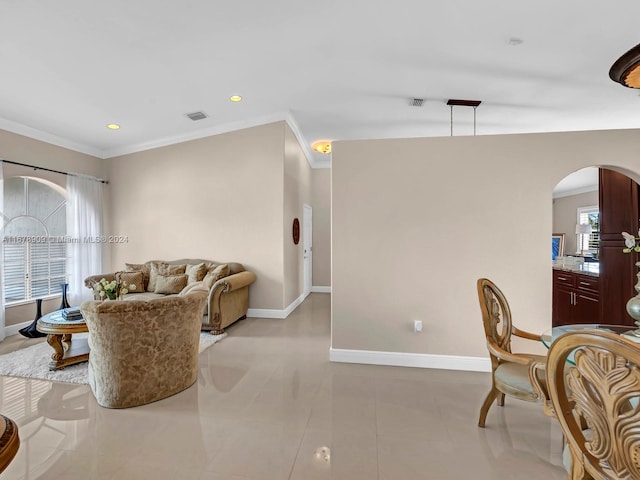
[552,233,565,261]
[293,218,300,245]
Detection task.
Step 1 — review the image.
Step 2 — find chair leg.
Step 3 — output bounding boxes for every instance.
[497,393,505,406]
[478,387,501,428]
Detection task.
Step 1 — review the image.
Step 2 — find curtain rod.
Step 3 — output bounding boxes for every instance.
[0,159,108,184]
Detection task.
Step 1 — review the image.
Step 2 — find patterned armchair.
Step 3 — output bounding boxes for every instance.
[81,291,208,408]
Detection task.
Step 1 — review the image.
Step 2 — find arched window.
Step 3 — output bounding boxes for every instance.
[3,177,67,304]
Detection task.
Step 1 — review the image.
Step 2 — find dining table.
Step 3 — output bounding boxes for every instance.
[541,323,640,363]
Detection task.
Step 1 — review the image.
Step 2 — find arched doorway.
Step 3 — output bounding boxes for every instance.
[552,167,640,327]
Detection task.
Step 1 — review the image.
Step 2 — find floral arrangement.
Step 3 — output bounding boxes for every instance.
[622,230,640,253]
[93,277,136,300]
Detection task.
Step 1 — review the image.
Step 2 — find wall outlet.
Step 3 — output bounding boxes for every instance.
[414,320,423,333]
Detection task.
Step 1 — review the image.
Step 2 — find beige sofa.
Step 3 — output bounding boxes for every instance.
[82,291,208,408]
[84,259,256,334]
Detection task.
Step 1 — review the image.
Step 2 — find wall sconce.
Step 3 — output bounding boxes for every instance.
[311,141,332,154]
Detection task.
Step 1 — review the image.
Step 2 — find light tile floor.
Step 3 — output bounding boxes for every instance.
[0,294,567,479]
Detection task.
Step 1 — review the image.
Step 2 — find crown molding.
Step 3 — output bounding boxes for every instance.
[103,111,329,169]
[102,111,289,159]
[282,112,331,169]
[0,118,104,158]
[0,112,332,169]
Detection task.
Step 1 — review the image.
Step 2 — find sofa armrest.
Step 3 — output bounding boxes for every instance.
[84,273,116,290]
[207,270,256,313]
[214,271,256,292]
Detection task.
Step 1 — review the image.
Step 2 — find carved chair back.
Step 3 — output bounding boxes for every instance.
[546,330,640,479]
[477,278,514,367]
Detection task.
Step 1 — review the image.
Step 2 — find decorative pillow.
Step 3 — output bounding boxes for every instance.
[125,263,150,290]
[147,262,166,292]
[154,274,188,295]
[179,281,208,296]
[147,262,187,291]
[115,271,143,293]
[185,263,207,284]
[203,264,229,289]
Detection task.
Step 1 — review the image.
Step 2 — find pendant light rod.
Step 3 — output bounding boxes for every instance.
[446,99,482,136]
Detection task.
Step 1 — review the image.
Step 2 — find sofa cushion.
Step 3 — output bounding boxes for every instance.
[115,271,144,293]
[154,274,188,294]
[185,263,207,284]
[125,263,150,290]
[203,264,229,289]
[148,262,187,292]
[121,292,166,302]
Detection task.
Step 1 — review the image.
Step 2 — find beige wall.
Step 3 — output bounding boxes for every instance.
[0,129,107,327]
[283,126,312,306]
[311,168,331,287]
[107,122,287,310]
[332,129,640,359]
[553,190,599,256]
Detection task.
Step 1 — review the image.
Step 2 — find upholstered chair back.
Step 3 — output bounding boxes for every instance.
[81,291,207,408]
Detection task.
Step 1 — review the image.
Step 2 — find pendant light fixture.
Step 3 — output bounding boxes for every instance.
[447,99,481,136]
[610,43,640,88]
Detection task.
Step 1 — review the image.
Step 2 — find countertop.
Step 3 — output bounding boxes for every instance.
[552,262,600,277]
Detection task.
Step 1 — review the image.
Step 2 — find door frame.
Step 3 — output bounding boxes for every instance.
[303,204,312,296]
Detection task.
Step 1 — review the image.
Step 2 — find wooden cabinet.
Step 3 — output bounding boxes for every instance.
[599,169,639,242]
[552,270,600,326]
[598,169,640,326]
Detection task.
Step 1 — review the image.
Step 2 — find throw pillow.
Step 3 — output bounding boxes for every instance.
[125,263,150,290]
[185,263,207,284]
[203,264,229,289]
[154,274,189,295]
[147,262,187,291]
[179,281,208,296]
[115,271,143,294]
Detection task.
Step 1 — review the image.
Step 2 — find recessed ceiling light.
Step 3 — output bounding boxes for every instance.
[312,141,332,154]
[106,124,120,130]
[230,95,242,102]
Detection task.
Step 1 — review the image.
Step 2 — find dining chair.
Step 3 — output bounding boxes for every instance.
[477,278,550,427]
[546,330,640,479]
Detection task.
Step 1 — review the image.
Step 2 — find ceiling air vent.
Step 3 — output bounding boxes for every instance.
[409,98,425,107]
[185,111,208,121]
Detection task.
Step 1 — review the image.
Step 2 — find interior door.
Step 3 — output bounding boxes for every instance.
[303,204,312,295]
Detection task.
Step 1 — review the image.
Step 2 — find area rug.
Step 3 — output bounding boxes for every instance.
[0,332,226,385]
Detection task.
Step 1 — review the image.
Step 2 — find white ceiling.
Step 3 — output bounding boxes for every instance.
[2,1,640,168]
[552,167,599,198]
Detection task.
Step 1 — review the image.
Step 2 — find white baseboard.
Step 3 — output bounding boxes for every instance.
[311,286,331,293]
[4,320,32,338]
[329,348,492,372]
[247,291,310,319]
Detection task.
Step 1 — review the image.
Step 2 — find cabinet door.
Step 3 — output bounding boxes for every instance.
[575,292,600,324]
[600,243,636,326]
[553,285,575,327]
[599,169,639,241]
[598,168,640,327]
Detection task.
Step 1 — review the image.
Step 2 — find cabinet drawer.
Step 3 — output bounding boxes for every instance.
[576,275,599,295]
[553,271,576,287]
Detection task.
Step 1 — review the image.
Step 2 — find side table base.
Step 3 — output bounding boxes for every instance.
[46,334,90,371]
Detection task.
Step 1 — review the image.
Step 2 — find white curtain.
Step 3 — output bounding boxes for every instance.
[67,174,104,306]
[0,164,5,341]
